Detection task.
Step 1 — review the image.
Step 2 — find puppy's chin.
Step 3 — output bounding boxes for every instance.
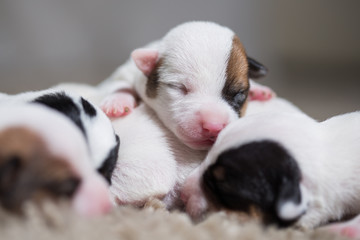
[179,136,215,150]
[175,127,216,150]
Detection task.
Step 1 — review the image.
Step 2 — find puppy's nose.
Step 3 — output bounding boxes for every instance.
[202,122,225,135]
[199,106,229,136]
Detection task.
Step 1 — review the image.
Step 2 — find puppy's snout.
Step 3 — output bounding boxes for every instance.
[202,122,225,136]
[199,106,229,137]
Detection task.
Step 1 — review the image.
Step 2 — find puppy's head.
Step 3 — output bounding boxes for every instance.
[132,21,266,150]
[0,104,112,216]
[32,92,120,184]
[202,140,307,227]
[0,127,80,213]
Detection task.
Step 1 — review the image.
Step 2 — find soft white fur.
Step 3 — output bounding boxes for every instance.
[0,88,118,170]
[182,97,360,230]
[109,103,206,207]
[0,103,111,216]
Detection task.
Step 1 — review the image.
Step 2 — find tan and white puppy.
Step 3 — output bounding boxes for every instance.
[99,21,273,150]
[0,104,112,216]
[182,101,360,230]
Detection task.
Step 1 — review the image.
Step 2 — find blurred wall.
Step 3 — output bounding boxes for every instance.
[0,0,359,120]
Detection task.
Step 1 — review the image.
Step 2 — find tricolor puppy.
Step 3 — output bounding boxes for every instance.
[182,107,360,230]
[0,89,120,183]
[0,104,112,216]
[99,21,272,150]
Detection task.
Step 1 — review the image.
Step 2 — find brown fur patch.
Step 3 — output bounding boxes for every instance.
[146,58,163,98]
[0,127,80,214]
[222,35,250,116]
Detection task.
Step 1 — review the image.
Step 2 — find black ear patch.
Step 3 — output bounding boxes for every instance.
[247,57,268,79]
[202,140,303,227]
[97,135,120,184]
[32,92,86,136]
[81,97,97,117]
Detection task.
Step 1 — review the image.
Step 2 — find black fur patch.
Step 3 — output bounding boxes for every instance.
[81,97,97,117]
[202,140,302,227]
[247,57,268,79]
[97,135,120,185]
[32,92,86,136]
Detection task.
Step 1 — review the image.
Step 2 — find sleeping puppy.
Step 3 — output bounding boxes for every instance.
[0,104,112,216]
[99,21,273,150]
[0,89,120,183]
[182,104,360,230]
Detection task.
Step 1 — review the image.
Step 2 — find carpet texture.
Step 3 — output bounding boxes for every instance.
[0,201,348,240]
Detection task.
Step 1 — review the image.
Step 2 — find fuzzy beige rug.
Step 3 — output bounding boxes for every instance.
[0,201,348,240]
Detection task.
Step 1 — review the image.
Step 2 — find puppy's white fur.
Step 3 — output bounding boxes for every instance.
[109,103,206,207]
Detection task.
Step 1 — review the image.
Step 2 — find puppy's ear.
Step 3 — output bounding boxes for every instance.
[131,49,159,76]
[247,57,268,79]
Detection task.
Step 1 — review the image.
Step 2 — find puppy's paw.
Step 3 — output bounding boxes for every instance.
[181,171,208,219]
[100,92,136,118]
[249,84,276,101]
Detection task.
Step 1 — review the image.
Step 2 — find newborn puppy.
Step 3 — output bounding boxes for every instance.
[99,21,272,150]
[0,104,112,216]
[182,105,360,230]
[0,89,120,183]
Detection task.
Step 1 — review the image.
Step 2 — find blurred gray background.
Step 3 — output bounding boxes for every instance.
[1,0,359,120]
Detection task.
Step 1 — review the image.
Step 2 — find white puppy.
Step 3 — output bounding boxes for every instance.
[0,104,112,216]
[182,102,360,230]
[99,21,273,151]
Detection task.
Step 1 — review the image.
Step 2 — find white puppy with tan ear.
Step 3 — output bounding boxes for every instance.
[99,21,273,151]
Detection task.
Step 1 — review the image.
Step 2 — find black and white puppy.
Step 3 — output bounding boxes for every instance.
[182,103,360,230]
[0,89,120,183]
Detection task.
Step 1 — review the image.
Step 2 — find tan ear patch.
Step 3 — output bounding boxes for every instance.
[222,35,250,116]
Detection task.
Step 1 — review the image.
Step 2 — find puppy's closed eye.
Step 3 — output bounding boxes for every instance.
[43,177,81,198]
[165,83,189,95]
